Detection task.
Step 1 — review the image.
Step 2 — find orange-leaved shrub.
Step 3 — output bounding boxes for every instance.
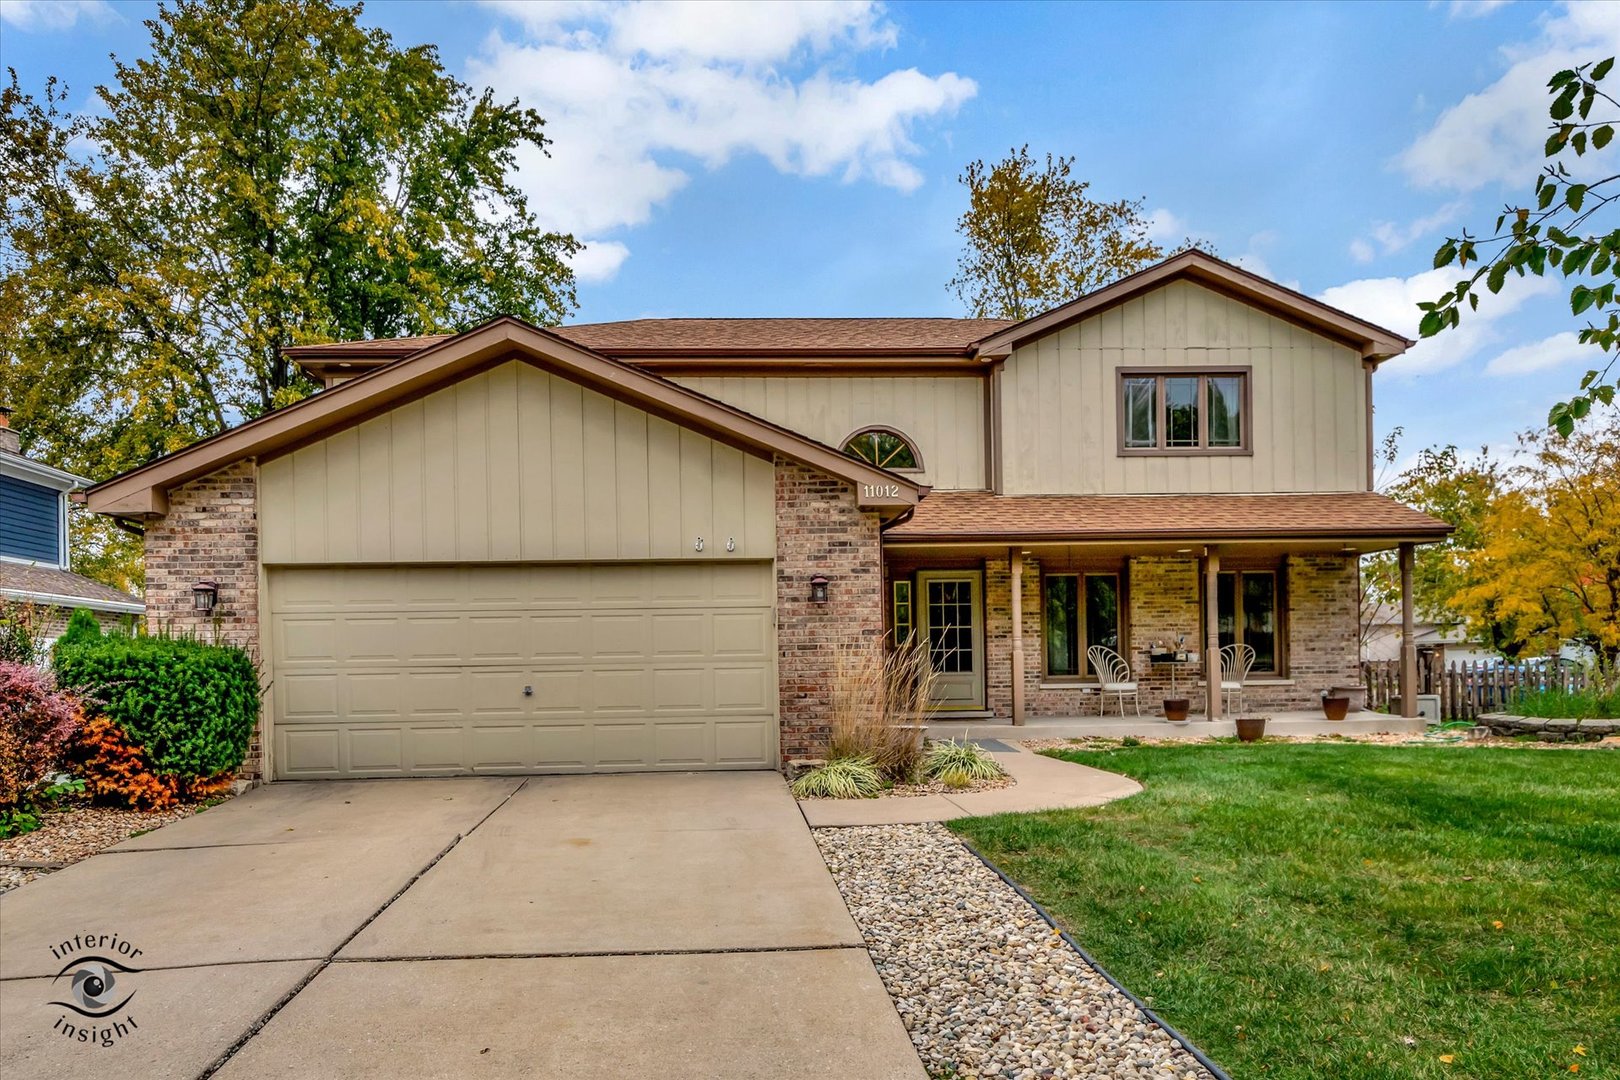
[70,717,236,811]
[0,660,83,808]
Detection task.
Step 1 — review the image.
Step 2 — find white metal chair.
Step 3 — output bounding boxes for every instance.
[1214,643,1256,713]
[1088,645,1140,717]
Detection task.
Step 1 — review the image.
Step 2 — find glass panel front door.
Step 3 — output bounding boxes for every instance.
[917,571,984,709]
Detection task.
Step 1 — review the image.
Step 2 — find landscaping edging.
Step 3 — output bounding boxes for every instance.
[1477,712,1619,742]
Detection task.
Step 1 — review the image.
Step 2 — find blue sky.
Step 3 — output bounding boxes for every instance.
[3,0,1617,469]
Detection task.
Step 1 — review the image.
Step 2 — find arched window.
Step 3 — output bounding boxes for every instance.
[841,428,921,471]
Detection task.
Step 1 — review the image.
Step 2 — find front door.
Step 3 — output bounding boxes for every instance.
[917,571,985,710]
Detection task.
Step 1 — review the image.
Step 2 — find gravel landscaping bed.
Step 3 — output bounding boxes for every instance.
[816,822,1216,1080]
[0,802,219,894]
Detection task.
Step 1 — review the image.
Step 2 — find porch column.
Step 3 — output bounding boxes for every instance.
[1400,541,1418,718]
[1205,546,1222,722]
[1010,548,1026,725]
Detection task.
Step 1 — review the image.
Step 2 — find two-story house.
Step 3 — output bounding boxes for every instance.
[0,408,146,643]
[81,252,1449,781]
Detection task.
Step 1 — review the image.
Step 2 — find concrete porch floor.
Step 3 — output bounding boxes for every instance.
[928,710,1429,741]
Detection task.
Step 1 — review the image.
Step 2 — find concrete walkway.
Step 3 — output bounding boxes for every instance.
[0,773,923,1080]
[799,743,1143,827]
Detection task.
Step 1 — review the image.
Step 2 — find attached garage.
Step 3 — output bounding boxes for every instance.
[269,562,776,777]
[81,318,919,781]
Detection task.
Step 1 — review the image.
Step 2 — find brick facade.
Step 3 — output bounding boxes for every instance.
[974,551,1363,719]
[142,460,263,778]
[774,458,884,763]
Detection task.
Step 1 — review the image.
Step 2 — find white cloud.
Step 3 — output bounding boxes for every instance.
[1439,0,1514,19]
[469,1,975,252]
[0,0,112,30]
[1352,201,1466,264]
[1482,329,1595,375]
[1399,3,1620,191]
[1318,266,1555,375]
[568,239,631,283]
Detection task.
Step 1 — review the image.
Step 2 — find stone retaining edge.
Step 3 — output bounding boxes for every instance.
[1477,713,1619,741]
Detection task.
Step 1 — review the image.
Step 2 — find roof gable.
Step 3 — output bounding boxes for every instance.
[970,251,1411,362]
[85,317,925,518]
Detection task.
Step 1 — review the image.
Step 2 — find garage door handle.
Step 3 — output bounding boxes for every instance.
[523,685,534,696]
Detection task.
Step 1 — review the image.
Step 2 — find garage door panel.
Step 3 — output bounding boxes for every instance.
[269,563,775,777]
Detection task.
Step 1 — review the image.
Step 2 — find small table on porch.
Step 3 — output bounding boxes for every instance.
[1147,650,1200,704]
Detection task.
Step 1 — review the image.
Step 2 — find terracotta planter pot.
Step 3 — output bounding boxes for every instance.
[1322,695,1351,722]
[1234,715,1267,742]
[1163,697,1191,723]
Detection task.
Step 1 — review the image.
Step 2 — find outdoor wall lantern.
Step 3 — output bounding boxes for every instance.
[193,581,220,614]
[808,574,830,605]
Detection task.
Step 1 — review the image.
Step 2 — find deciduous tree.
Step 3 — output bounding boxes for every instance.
[1424,57,1619,436]
[947,146,1172,320]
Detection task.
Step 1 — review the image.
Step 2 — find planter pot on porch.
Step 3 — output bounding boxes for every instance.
[1163,697,1192,723]
[1330,685,1366,713]
[1234,715,1267,742]
[1321,694,1351,722]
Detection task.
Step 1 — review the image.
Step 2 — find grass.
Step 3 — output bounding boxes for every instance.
[1509,685,1620,721]
[950,743,1619,1080]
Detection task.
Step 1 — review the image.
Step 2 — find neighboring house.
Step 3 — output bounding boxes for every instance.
[81,252,1450,781]
[0,407,145,646]
[1363,618,1498,666]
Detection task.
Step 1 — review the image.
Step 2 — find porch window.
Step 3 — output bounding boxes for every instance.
[1215,570,1279,674]
[1044,573,1122,679]
[892,580,914,643]
[1119,370,1249,453]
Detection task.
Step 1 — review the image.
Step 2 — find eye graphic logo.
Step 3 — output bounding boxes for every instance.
[52,956,140,1018]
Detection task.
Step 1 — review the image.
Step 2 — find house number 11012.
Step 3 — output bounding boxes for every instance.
[862,484,901,499]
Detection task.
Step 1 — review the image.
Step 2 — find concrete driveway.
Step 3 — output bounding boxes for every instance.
[0,774,923,1080]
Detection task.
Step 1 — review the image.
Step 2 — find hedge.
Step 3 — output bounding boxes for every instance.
[54,634,260,779]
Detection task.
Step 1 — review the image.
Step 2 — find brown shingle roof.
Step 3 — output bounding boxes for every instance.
[886,491,1452,542]
[284,317,1015,365]
[0,563,144,611]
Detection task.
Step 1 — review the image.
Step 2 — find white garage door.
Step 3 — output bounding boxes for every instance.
[268,563,776,778]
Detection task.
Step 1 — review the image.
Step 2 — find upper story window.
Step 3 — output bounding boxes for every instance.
[1119,369,1250,454]
[842,428,921,471]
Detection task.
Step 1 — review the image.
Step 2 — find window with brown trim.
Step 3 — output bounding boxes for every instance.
[1212,569,1281,675]
[1043,572,1123,680]
[1119,369,1250,454]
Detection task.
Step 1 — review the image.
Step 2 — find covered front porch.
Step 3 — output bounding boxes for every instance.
[926,710,1430,742]
[882,490,1453,729]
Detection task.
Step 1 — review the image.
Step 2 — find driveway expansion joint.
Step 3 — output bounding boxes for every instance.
[330,942,867,963]
[191,778,528,1080]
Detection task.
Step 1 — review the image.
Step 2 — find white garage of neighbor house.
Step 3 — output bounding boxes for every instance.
[81,320,919,780]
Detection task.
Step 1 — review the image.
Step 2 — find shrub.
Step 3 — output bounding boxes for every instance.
[922,739,1006,783]
[827,641,937,782]
[790,757,883,799]
[0,599,52,665]
[0,660,84,828]
[1509,685,1620,721]
[54,632,260,781]
[54,608,104,655]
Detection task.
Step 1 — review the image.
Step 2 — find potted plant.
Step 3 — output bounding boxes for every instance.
[1321,689,1351,722]
[1234,715,1267,742]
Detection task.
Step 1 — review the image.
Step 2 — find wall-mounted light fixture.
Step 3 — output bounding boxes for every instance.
[193,580,220,614]
[808,574,830,605]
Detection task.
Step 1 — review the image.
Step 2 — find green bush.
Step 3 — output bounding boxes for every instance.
[54,633,260,779]
[791,757,884,799]
[55,608,104,654]
[922,739,1006,782]
[1509,685,1620,720]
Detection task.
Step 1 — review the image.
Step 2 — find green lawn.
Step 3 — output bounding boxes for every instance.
[950,743,1619,1080]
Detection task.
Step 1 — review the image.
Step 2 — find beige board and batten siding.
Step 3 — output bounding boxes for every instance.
[259,360,776,563]
[671,374,986,490]
[998,280,1369,495]
[269,562,776,776]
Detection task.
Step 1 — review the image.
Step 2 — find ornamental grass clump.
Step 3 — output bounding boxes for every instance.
[826,639,937,783]
[790,756,884,799]
[922,739,1005,783]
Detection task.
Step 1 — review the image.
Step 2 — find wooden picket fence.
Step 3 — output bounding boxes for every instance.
[1360,658,1590,721]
